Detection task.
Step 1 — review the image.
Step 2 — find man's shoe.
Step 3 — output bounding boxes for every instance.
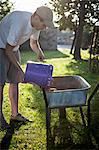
[0,115,9,130]
[10,113,30,122]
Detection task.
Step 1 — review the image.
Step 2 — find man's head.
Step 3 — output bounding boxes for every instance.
[31,6,54,30]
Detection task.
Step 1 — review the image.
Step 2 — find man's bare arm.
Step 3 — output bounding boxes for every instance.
[30,38,45,61]
[5,43,22,71]
[5,43,24,82]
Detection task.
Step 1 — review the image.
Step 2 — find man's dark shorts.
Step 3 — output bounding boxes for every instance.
[0,48,21,86]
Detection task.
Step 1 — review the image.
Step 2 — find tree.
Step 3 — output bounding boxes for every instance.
[74,0,86,60]
[0,0,13,20]
[50,0,99,60]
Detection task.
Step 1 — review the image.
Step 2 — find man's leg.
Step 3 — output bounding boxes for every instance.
[9,83,29,122]
[0,49,6,117]
[0,85,4,115]
[0,85,9,129]
[8,50,29,122]
[9,83,18,117]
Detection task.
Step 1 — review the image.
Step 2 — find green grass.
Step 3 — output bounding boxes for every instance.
[0,49,99,150]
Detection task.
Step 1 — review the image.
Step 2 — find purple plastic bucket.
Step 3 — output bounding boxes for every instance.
[24,61,53,87]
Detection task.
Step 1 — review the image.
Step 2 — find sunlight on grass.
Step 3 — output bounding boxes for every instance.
[0,49,99,149]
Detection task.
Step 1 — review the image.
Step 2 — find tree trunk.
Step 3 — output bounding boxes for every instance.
[74,0,86,60]
[70,30,77,54]
[70,21,77,54]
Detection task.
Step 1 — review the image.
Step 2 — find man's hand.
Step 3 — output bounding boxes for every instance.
[30,38,45,61]
[37,50,45,61]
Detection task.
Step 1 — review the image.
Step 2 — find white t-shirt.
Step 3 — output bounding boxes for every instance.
[0,11,40,51]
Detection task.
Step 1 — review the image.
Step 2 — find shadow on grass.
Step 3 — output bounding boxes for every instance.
[0,120,26,150]
[25,85,98,149]
[21,50,69,65]
[65,60,99,80]
[45,50,70,59]
[27,86,45,115]
[46,110,96,150]
[66,60,89,75]
[90,92,99,147]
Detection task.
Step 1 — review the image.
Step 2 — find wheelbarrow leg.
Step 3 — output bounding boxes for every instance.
[59,108,66,125]
[46,107,51,149]
[59,108,66,120]
[79,106,86,127]
[42,88,52,149]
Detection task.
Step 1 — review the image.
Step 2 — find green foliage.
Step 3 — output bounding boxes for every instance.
[0,0,13,20]
[50,0,99,30]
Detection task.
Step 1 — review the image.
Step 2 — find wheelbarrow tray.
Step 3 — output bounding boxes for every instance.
[45,76,91,108]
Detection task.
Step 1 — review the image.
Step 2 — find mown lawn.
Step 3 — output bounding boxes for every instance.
[0,49,99,150]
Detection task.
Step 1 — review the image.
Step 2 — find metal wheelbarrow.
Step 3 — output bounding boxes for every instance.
[42,75,91,147]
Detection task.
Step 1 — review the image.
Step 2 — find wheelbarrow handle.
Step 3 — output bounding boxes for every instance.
[88,83,99,104]
[87,83,99,127]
